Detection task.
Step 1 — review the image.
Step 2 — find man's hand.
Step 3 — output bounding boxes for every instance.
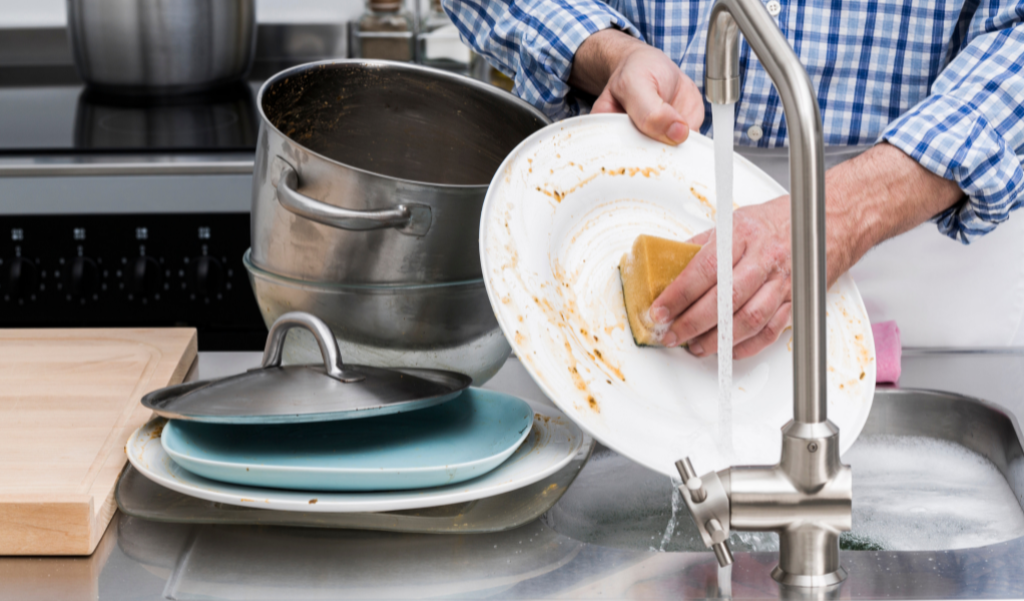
[651,197,794,359]
[569,31,965,359]
[649,143,965,358]
[570,29,704,144]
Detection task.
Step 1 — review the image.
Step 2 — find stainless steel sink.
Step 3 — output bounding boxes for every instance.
[10,354,1024,599]
[545,388,1024,553]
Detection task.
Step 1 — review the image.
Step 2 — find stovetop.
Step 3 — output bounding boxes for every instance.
[0,26,352,349]
[0,66,270,349]
[0,66,260,156]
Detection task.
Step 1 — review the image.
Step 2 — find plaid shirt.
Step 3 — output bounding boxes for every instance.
[444,0,1024,242]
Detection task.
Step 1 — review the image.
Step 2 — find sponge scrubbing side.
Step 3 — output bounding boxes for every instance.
[620,234,702,346]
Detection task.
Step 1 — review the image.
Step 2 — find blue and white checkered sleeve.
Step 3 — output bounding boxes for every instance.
[442,0,642,120]
[881,5,1024,243]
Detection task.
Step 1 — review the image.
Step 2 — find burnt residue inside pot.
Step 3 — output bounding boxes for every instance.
[261,63,547,186]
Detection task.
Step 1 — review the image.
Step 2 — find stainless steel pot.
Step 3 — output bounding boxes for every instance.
[250,60,549,284]
[244,251,511,384]
[67,0,256,94]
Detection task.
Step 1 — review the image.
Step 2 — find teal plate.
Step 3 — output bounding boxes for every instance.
[161,388,534,492]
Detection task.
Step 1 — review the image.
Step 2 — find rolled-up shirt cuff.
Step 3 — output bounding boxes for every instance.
[881,93,1024,244]
[511,2,642,120]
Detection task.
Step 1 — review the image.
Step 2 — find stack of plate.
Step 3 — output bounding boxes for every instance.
[127,312,588,514]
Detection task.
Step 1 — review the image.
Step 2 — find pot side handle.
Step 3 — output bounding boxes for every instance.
[273,157,431,236]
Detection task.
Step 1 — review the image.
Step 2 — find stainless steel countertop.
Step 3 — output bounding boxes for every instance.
[4,350,1024,600]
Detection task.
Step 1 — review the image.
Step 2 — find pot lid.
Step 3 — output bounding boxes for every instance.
[142,312,472,424]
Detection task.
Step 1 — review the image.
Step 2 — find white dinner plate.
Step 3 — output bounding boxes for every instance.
[480,114,876,476]
[126,400,586,512]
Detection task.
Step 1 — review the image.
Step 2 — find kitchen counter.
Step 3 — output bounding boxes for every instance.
[3,349,1024,600]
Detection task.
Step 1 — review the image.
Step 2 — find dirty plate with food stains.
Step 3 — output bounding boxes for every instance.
[125,398,586,512]
[480,114,875,476]
[160,389,532,492]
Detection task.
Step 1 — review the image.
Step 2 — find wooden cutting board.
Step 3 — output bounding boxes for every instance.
[0,328,197,556]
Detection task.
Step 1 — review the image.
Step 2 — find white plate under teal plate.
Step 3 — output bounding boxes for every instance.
[480,114,876,477]
[126,397,587,512]
[160,389,533,492]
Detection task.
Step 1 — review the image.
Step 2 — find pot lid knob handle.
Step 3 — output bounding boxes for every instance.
[261,312,365,383]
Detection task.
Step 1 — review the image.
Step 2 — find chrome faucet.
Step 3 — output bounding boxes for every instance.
[676,0,852,587]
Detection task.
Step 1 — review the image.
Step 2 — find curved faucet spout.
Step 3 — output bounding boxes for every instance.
[705,0,828,426]
[681,0,851,588]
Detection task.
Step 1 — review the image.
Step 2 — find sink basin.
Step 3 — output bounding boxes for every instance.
[544,388,1024,552]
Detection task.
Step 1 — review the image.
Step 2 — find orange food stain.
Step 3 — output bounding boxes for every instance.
[535,173,599,203]
[147,422,166,442]
[691,186,715,214]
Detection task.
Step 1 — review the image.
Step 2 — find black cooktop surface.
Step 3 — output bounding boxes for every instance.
[0,66,261,155]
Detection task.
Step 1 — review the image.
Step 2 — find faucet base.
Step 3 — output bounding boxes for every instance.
[772,565,848,587]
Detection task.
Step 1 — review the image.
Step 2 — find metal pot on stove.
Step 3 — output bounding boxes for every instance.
[67,0,257,95]
[250,59,549,284]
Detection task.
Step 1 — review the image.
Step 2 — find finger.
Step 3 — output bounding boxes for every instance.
[678,99,705,133]
[649,241,718,327]
[729,258,773,319]
[733,302,793,360]
[611,74,689,145]
[592,87,625,114]
[687,325,717,357]
[663,284,718,347]
[687,228,713,246]
[652,226,750,325]
[671,73,706,131]
[732,276,789,345]
[663,256,773,347]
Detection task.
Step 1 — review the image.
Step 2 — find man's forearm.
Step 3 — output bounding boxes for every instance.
[825,142,964,283]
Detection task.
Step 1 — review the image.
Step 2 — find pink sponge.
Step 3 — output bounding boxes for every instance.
[871,321,901,383]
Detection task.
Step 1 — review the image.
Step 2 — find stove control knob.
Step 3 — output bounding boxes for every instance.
[195,256,223,296]
[70,257,98,297]
[8,258,37,296]
[131,257,162,296]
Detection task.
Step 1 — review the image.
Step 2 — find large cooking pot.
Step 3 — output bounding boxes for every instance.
[250,60,549,284]
[67,0,256,94]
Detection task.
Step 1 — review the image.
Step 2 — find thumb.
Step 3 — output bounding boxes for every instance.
[616,75,690,145]
[592,87,625,114]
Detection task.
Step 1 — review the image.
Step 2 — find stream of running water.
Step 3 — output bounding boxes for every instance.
[712,102,736,461]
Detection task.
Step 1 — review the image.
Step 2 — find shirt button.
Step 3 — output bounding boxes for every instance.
[766,0,781,15]
[747,125,764,141]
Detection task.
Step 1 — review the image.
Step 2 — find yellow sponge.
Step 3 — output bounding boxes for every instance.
[619,234,702,346]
